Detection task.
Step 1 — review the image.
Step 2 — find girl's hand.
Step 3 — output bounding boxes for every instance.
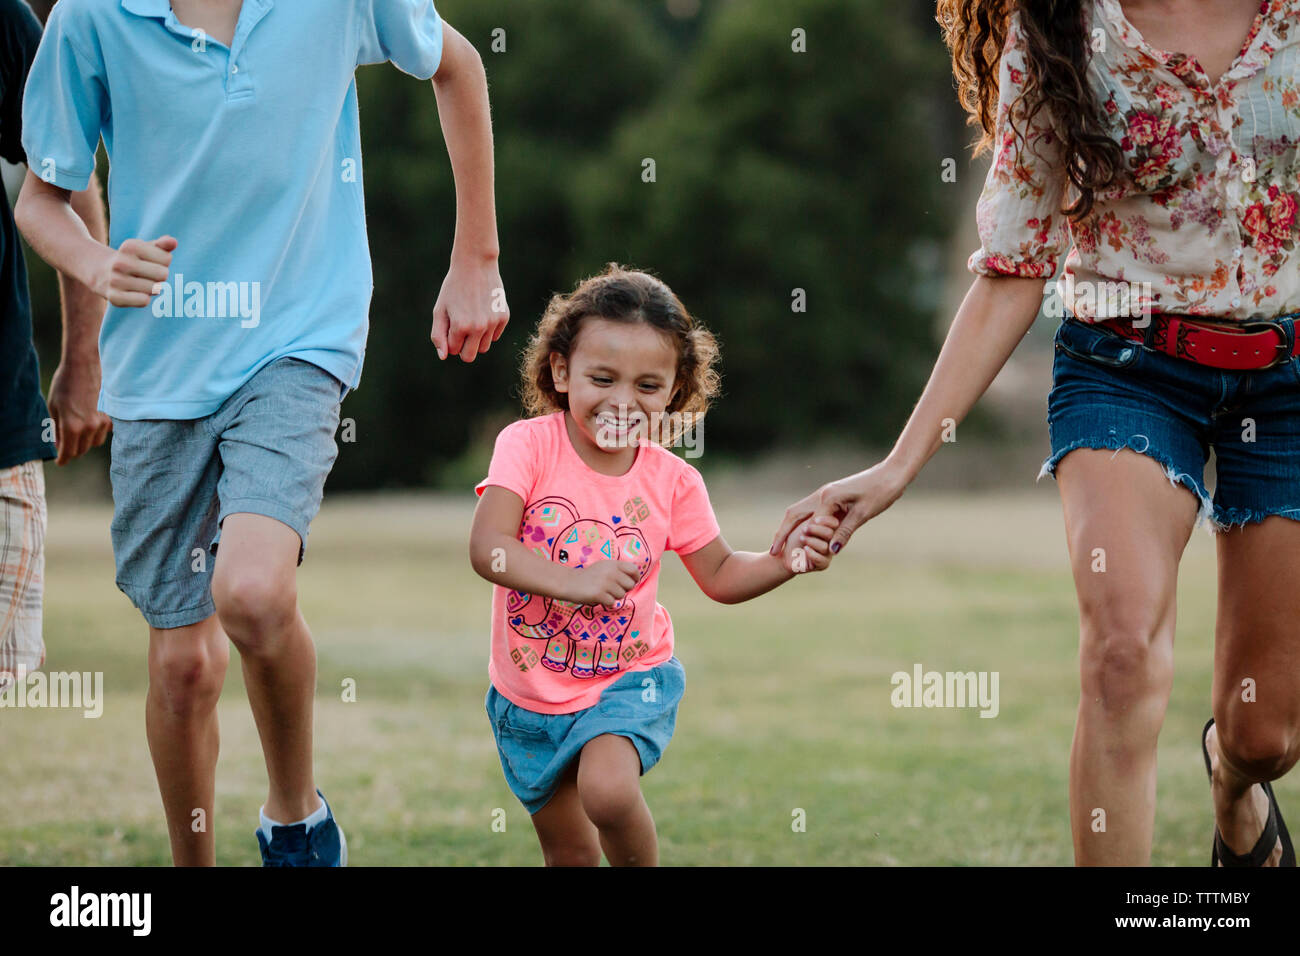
[569,559,641,609]
[784,515,839,573]
[770,459,910,558]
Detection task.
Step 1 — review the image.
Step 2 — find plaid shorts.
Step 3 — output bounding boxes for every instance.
[0,460,46,681]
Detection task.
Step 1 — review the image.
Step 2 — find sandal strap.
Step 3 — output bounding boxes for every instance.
[1215,788,1279,867]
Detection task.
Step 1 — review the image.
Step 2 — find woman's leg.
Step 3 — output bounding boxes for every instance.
[1207,515,1300,864]
[530,758,602,867]
[1056,448,1200,865]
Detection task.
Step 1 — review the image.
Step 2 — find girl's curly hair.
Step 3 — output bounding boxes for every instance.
[937,0,1125,222]
[520,264,721,447]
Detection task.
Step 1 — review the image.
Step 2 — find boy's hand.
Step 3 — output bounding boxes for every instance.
[569,559,640,609]
[96,236,177,308]
[47,357,111,465]
[784,514,839,574]
[431,257,508,363]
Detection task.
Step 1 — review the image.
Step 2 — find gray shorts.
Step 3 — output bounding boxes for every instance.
[108,357,344,630]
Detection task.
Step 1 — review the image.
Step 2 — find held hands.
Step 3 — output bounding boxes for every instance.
[431,256,509,362]
[96,236,177,308]
[781,514,840,574]
[770,459,910,559]
[568,559,641,610]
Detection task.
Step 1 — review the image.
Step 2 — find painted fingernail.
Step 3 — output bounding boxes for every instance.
[831,542,841,554]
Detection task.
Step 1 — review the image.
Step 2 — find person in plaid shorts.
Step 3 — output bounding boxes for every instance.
[0,0,107,685]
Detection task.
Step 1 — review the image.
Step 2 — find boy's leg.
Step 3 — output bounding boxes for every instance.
[530,759,602,866]
[211,513,319,822]
[145,615,228,866]
[577,734,658,866]
[108,416,226,865]
[207,356,344,840]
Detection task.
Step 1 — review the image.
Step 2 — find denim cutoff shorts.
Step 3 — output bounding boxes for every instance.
[1039,314,1300,532]
[486,656,686,815]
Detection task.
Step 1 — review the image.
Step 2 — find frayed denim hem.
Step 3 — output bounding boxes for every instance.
[1210,506,1300,533]
[1037,435,1216,532]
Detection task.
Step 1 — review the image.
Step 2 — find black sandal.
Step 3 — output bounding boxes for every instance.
[1201,717,1297,867]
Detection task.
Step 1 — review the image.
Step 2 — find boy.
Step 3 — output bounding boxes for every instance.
[16,0,506,866]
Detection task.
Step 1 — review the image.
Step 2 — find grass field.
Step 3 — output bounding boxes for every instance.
[0,484,1262,865]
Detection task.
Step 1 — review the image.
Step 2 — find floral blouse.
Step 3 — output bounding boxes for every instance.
[968,0,1300,322]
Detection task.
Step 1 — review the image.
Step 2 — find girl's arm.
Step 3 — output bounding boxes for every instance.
[679,515,838,605]
[469,485,642,607]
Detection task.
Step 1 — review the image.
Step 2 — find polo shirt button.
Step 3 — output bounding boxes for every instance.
[231,64,239,74]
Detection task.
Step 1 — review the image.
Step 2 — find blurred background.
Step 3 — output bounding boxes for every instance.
[5,0,1239,866]
[21,0,1059,500]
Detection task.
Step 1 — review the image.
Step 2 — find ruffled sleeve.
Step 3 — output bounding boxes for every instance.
[966,10,1071,278]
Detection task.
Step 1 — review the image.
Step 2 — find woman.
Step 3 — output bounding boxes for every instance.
[772,0,1300,866]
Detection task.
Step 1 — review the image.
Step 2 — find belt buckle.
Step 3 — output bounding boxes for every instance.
[1240,318,1292,370]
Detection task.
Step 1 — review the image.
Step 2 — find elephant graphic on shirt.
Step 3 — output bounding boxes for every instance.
[507,496,652,678]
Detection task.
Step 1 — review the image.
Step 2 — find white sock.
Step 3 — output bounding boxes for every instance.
[259,794,327,842]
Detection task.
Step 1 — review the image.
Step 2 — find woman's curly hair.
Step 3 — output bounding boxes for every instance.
[937,0,1125,221]
[520,264,721,447]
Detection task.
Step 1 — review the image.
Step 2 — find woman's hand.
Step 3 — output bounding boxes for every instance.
[769,459,911,558]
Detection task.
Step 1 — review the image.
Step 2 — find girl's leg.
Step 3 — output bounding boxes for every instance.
[1056,448,1199,865]
[1208,515,1300,865]
[577,734,657,866]
[530,759,602,866]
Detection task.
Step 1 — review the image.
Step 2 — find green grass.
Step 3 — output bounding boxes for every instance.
[0,488,1256,865]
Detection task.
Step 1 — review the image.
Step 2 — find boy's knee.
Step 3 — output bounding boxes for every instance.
[212,565,297,649]
[149,623,226,716]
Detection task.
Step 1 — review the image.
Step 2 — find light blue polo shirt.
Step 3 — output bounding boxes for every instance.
[21,0,444,419]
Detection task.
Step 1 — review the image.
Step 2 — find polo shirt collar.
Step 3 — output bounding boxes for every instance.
[120,0,172,18]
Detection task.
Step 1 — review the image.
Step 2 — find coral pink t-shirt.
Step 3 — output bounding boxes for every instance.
[474,411,721,714]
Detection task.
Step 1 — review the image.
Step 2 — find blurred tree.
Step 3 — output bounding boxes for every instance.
[565,0,958,452]
[341,0,676,489]
[23,0,963,491]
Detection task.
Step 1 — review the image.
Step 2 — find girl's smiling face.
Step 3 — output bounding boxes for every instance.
[550,317,680,465]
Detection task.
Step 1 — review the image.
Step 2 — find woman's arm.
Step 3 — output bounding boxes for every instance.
[769,274,1046,555]
[469,485,642,607]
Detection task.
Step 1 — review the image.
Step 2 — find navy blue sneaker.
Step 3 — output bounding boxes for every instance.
[256,791,347,867]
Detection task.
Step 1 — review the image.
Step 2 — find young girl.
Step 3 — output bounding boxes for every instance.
[469,265,838,866]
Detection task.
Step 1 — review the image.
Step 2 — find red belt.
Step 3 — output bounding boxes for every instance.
[1095,313,1300,371]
